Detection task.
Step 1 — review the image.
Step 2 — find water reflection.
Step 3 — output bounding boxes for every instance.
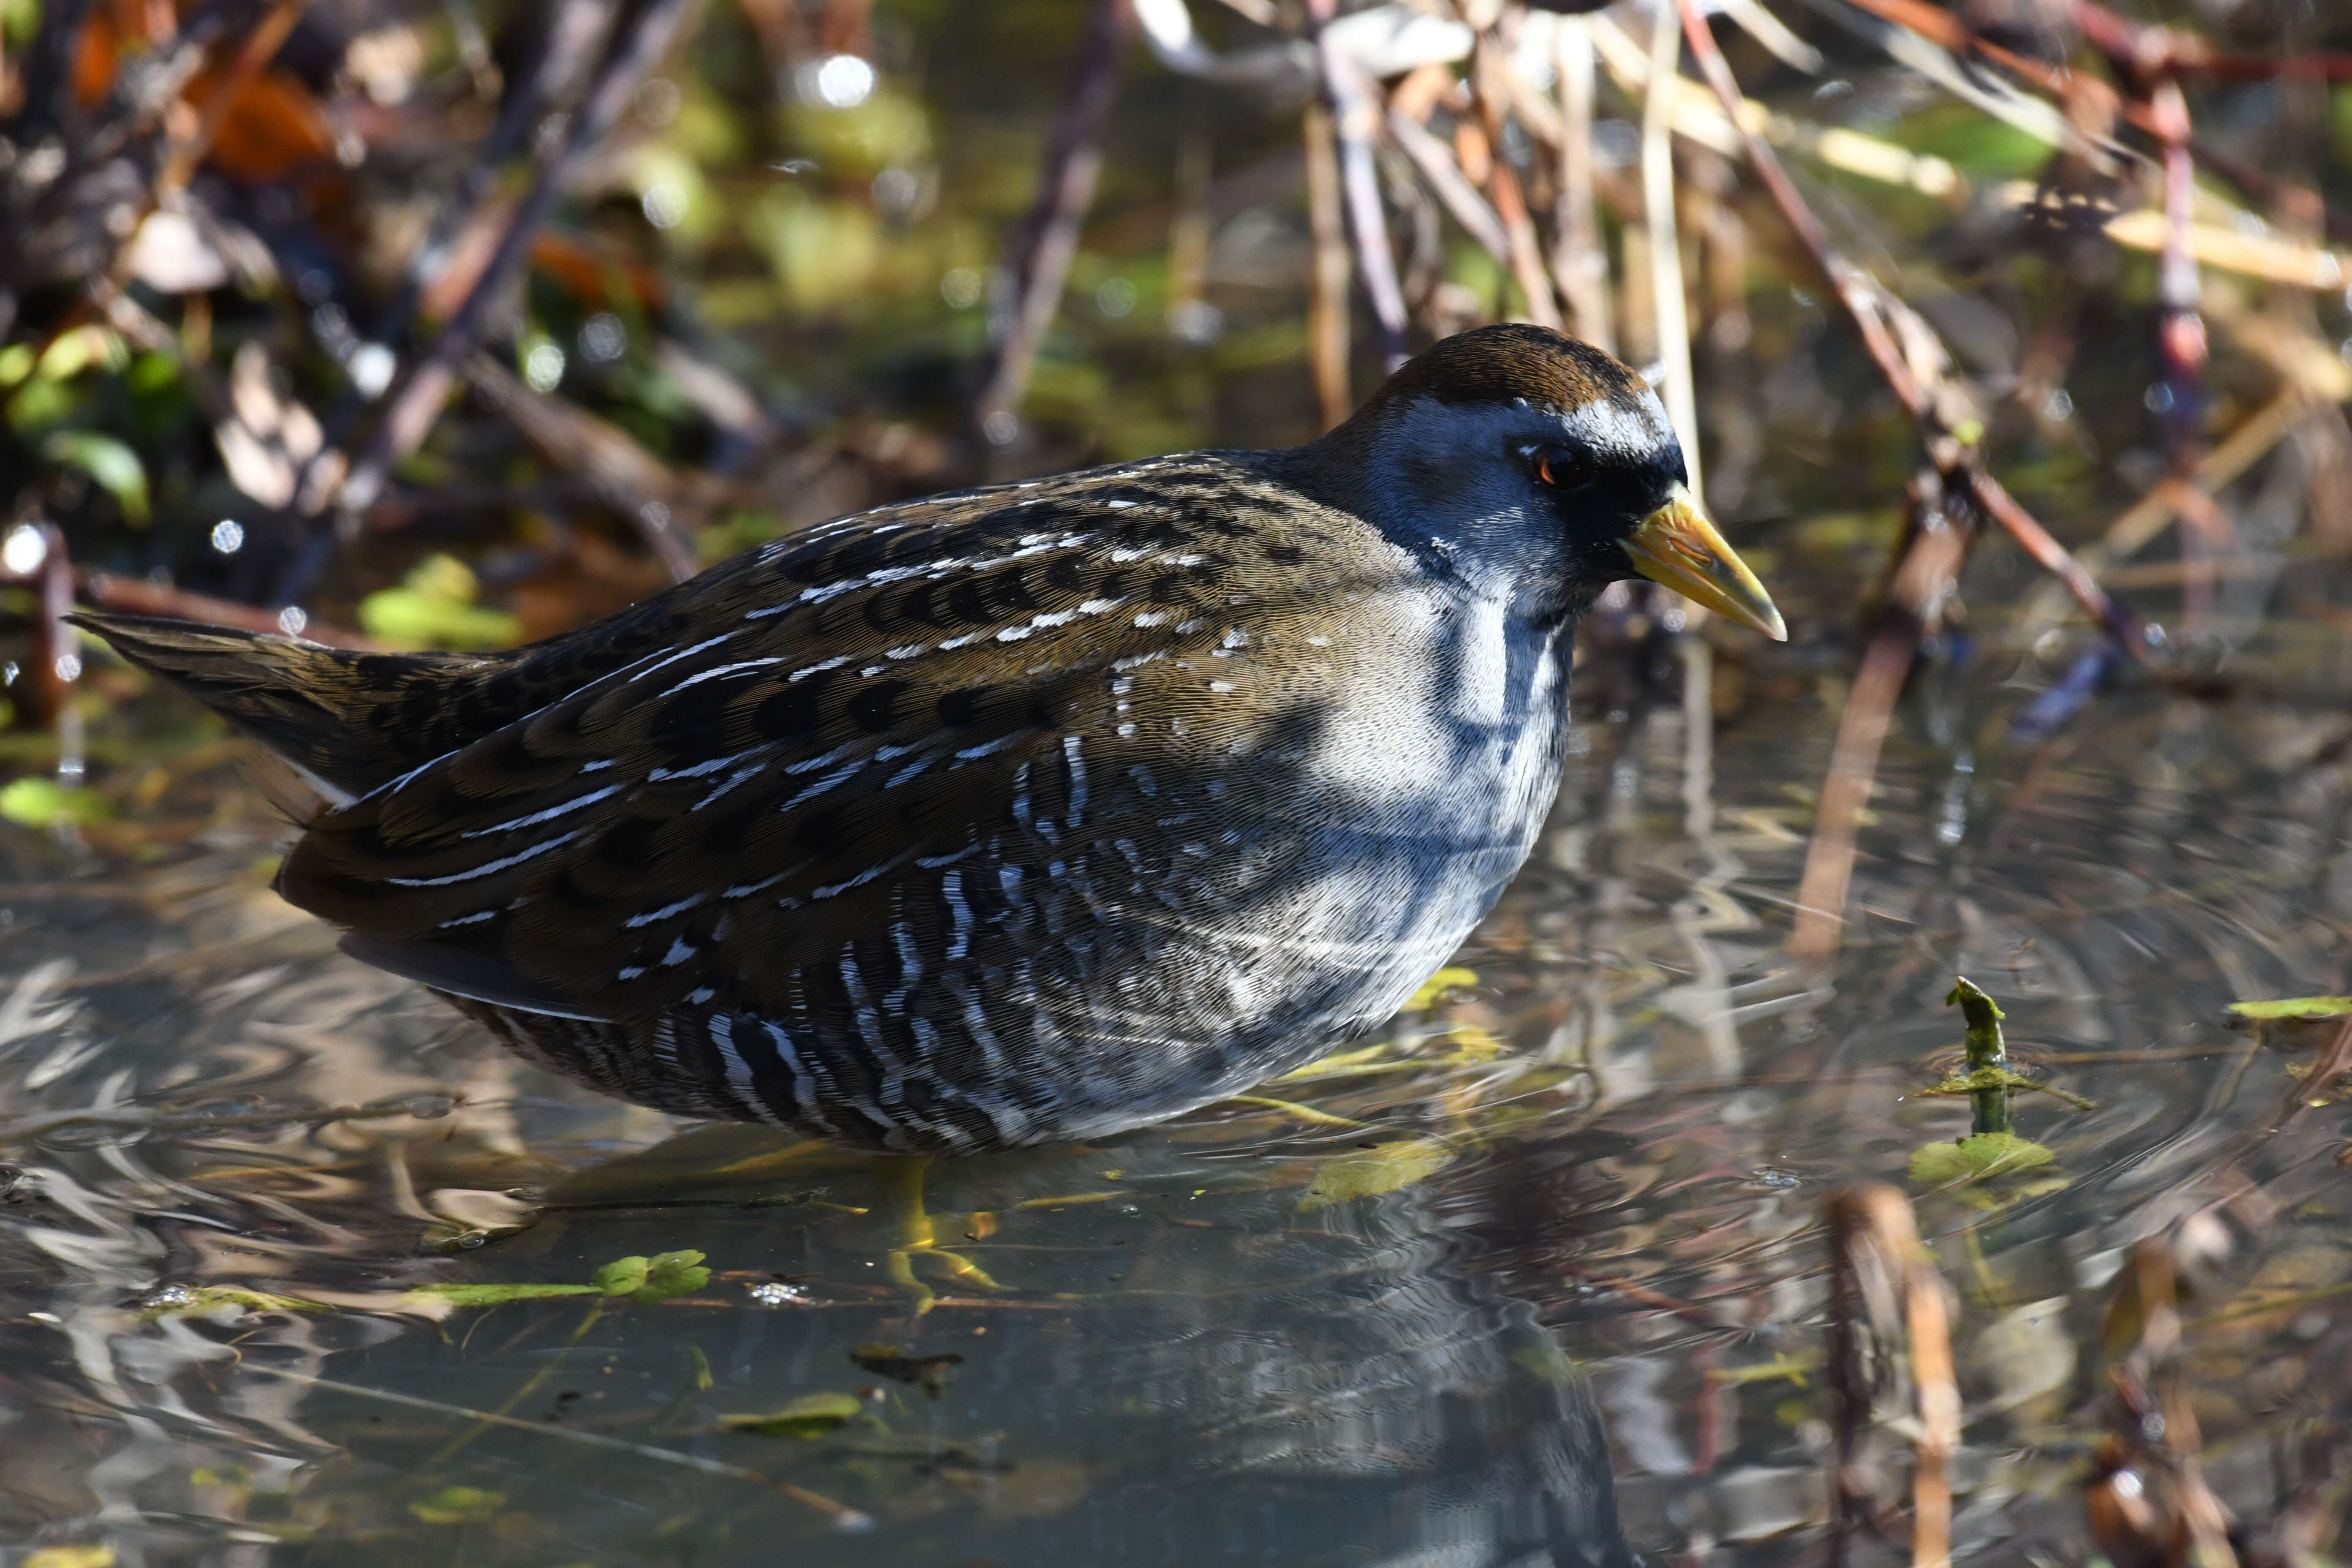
[5,588,2352,1563]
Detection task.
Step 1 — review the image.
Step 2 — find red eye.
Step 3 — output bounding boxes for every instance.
[1531,446,1583,488]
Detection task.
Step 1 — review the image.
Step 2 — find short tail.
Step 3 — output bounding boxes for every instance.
[68,612,497,800]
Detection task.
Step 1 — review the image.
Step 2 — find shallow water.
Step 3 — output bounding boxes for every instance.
[5,557,2350,1565]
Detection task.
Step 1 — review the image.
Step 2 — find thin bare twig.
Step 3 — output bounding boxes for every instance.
[242,1364,874,1530]
[320,0,705,535]
[1830,0,2352,243]
[1386,108,1512,264]
[329,0,621,444]
[974,0,1135,449]
[1677,0,2135,650]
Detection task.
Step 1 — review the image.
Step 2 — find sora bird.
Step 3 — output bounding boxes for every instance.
[75,324,1781,1154]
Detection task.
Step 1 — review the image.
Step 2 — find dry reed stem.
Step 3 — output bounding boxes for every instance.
[1470,35,1562,332]
[1552,17,1614,351]
[1826,1184,1959,1568]
[1789,622,1915,965]
[1640,6,1700,497]
[1312,10,1408,371]
[1304,101,1352,432]
[1837,0,2349,241]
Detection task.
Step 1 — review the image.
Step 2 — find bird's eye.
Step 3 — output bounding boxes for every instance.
[1529,445,1587,489]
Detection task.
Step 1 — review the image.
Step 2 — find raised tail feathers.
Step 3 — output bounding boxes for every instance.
[68,612,492,800]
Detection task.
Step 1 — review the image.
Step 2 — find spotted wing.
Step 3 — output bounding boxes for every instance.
[280,458,1386,1025]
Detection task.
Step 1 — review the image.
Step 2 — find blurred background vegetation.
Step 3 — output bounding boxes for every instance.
[5,0,2352,841]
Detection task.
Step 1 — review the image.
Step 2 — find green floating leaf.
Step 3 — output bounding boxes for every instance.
[2227,996,2352,1021]
[409,1486,503,1525]
[621,1249,709,1302]
[43,431,149,524]
[1910,1131,2055,1184]
[720,1391,862,1439]
[1909,1132,2070,1210]
[406,1282,601,1307]
[0,777,108,830]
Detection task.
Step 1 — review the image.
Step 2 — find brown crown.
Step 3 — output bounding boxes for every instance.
[1359,324,1652,421]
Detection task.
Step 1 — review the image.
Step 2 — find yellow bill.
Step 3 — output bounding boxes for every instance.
[1621,488,1786,641]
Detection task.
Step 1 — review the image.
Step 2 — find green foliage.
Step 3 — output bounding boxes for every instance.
[1909,1132,2070,1210]
[719,1391,863,1439]
[408,1486,504,1525]
[1296,1137,1454,1211]
[0,778,109,830]
[358,555,522,651]
[43,432,150,524]
[593,1249,712,1302]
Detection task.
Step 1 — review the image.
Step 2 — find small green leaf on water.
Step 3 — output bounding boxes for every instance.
[0,777,108,829]
[720,1391,863,1439]
[1296,1137,1454,1211]
[1909,1133,2071,1207]
[632,1250,710,1302]
[1911,1131,2055,1184]
[409,1486,503,1525]
[593,1255,650,1295]
[2227,996,2352,1020]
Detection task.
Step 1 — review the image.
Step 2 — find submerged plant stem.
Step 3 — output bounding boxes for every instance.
[1947,978,2010,1135]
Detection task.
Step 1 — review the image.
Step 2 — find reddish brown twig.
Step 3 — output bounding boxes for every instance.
[974,0,1136,449]
[2073,0,2352,84]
